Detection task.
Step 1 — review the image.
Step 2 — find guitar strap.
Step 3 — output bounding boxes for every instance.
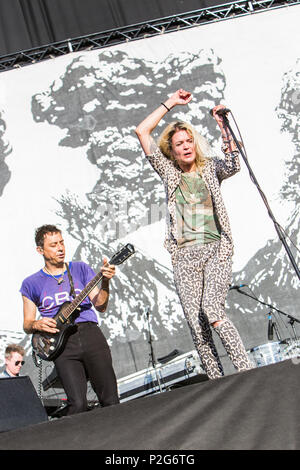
[65,263,76,299]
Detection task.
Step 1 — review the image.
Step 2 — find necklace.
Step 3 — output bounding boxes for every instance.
[44,264,65,285]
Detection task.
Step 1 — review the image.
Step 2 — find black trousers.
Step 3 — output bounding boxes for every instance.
[54,322,119,415]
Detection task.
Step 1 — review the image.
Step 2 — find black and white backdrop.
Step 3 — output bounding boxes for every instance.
[0,7,299,397]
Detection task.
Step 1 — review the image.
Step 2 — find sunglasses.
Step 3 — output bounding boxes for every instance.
[15,360,25,366]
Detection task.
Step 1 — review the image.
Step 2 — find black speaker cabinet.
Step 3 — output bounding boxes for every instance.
[0,376,48,432]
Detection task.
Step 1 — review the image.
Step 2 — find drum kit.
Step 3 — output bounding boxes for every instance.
[249,339,300,367]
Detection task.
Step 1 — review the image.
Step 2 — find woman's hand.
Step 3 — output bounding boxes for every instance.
[211,104,229,136]
[164,89,192,110]
[211,104,238,152]
[135,89,192,155]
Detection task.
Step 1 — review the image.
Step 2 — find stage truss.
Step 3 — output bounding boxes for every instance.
[0,0,299,72]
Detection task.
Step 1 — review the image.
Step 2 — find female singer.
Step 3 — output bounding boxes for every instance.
[135,89,253,379]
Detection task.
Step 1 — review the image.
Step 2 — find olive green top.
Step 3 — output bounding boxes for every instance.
[175,171,221,247]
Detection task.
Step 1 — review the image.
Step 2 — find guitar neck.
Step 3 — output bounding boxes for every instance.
[63,271,104,320]
[60,244,135,322]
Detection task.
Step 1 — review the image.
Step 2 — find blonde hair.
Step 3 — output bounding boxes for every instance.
[158,121,210,174]
[5,344,25,359]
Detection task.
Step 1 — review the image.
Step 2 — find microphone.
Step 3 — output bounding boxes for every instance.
[229,284,247,290]
[210,107,231,116]
[268,312,274,341]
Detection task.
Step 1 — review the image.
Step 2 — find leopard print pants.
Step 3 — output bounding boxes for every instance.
[173,241,254,379]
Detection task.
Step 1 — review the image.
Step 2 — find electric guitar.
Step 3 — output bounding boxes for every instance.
[31,243,135,361]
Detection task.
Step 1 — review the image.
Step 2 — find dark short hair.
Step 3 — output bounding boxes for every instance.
[35,224,61,248]
[5,344,25,359]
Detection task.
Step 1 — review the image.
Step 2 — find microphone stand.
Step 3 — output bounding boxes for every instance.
[272,316,282,342]
[222,112,300,282]
[267,309,283,342]
[287,317,299,342]
[234,286,300,360]
[233,286,300,341]
[145,308,163,394]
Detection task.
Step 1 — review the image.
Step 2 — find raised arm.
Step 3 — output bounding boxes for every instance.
[211,104,238,154]
[211,104,240,181]
[135,89,192,155]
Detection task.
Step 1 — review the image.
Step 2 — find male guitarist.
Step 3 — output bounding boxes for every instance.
[21,224,119,415]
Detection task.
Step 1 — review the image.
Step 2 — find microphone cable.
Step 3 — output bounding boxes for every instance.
[224,108,300,257]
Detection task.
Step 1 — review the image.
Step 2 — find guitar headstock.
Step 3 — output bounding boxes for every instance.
[109,243,135,266]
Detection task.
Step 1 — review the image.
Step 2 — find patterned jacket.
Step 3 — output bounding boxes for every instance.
[146,146,240,264]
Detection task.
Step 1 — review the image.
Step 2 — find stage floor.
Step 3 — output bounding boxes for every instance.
[0,359,299,450]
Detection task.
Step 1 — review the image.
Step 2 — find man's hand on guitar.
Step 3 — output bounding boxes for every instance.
[33,317,59,334]
[100,257,116,280]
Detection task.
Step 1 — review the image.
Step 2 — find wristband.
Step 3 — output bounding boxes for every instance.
[222,136,233,143]
[161,102,170,112]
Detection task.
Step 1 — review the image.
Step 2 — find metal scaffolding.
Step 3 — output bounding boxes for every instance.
[0,0,299,72]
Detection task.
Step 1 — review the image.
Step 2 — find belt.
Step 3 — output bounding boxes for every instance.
[76,321,98,327]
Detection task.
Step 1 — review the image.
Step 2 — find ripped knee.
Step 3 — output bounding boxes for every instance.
[211,319,225,328]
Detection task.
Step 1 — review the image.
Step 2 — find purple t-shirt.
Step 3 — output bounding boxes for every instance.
[20,261,98,323]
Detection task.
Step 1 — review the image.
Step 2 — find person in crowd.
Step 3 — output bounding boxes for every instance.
[135,88,253,379]
[0,344,25,378]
